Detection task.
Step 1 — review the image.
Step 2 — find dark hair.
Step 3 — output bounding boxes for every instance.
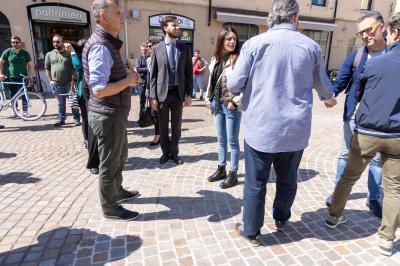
[76,39,87,59]
[11,36,21,42]
[388,12,400,34]
[52,34,64,41]
[214,27,240,66]
[160,15,177,35]
[357,11,384,24]
[195,49,200,53]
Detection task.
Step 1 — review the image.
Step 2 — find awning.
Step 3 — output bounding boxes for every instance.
[216,11,267,25]
[216,10,338,32]
[298,20,337,32]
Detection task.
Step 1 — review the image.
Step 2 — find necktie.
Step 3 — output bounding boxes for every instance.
[168,43,175,84]
[168,43,175,71]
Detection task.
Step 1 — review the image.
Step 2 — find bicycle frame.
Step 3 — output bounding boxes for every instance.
[0,79,30,108]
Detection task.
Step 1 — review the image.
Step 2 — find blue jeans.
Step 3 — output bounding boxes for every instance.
[243,141,303,237]
[335,117,382,200]
[212,102,241,171]
[52,83,80,122]
[193,75,204,98]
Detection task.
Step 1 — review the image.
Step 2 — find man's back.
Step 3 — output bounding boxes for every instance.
[230,23,332,153]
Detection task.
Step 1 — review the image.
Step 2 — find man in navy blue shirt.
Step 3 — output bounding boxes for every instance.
[326,11,387,218]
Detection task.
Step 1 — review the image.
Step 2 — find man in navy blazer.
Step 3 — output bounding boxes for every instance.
[326,11,387,218]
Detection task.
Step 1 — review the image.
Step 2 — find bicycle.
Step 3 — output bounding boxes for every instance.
[0,75,47,121]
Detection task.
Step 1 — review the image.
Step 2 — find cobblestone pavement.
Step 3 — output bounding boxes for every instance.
[0,93,399,266]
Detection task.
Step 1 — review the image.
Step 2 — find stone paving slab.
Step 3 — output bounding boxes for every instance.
[0,93,399,265]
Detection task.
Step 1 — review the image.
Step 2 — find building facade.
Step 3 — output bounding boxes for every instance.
[0,0,396,90]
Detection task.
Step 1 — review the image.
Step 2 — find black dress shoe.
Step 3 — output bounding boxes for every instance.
[159,154,169,164]
[84,140,88,149]
[90,168,99,174]
[170,155,183,165]
[149,139,160,147]
[208,165,227,182]
[116,189,140,203]
[367,199,382,219]
[103,205,140,221]
[0,125,4,129]
[220,171,238,189]
[54,121,65,127]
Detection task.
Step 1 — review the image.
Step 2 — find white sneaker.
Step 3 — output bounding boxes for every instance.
[9,110,17,118]
[378,237,393,256]
[23,111,30,118]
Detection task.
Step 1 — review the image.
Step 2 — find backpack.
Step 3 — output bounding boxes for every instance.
[344,47,364,94]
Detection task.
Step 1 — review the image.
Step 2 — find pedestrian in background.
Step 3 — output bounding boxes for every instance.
[192,49,208,100]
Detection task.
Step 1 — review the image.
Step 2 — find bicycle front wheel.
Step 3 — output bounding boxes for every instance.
[0,91,4,112]
[13,92,47,121]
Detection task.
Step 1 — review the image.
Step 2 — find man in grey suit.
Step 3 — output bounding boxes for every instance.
[150,16,193,165]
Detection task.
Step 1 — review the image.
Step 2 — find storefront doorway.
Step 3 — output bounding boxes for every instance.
[27,4,91,91]
[149,14,195,55]
[0,11,11,55]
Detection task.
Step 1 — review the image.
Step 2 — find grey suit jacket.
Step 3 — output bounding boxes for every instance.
[149,41,193,102]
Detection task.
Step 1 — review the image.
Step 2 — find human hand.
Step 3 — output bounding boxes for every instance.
[0,74,7,80]
[184,96,192,107]
[50,80,56,86]
[64,42,75,53]
[227,102,237,110]
[324,97,337,108]
[126,71,140,87]
[205,100,211,109]
[150,98,158,111]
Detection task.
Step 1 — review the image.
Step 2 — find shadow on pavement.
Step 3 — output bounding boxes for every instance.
[0,152,17,159]
[128,190,242,222]
[0,227,142,265]
[261,208,379,246]
[127,127,189,138]
[0,172,40,185]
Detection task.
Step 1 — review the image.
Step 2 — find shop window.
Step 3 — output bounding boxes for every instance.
[223,23,259,47]
[312,0,326,6]
[361,0,372,10]
[302,29,329,57]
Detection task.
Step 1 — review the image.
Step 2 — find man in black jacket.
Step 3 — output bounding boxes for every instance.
[149,16,193,165]
[325,12,400,257]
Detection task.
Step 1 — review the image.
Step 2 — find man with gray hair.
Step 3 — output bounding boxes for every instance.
[82,0,141,221]
[229,0,336,246]
[325,11,387,218]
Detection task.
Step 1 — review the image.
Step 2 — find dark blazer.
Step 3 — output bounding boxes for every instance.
[331,46,388,121]
[355,41,400,137]
[149,41,193,102]
[134,55,148,85]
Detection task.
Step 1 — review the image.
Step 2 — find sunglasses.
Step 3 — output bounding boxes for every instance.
[53,41,61,44]
[356,23,382,38]
[11,41,20,44]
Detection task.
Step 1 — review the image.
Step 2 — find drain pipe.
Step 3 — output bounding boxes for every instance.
[124,0,129,64]
[326,0,338,70]
[208,0,212,26]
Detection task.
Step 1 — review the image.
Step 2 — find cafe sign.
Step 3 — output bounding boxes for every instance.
[149,14,195,30]
[30,6,88,24]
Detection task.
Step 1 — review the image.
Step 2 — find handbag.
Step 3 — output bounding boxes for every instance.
[68,85,79,109]
[138,98,154,128]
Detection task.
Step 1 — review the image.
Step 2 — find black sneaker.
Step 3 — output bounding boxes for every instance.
[366,199,382,219]
[54,121,65,127]
[234,223,262,247]
[104,206,140,221]
[325,214,347,229]
[116,190,140,204]
[275,220,286,232]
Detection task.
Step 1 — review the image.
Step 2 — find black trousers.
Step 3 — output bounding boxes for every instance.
[82,87,99,169]
[158,89,183,156]
[78,96,88,141]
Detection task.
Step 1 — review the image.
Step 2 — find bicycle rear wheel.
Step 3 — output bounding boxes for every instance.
[13,92,47,121]
[0,92,3,112]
